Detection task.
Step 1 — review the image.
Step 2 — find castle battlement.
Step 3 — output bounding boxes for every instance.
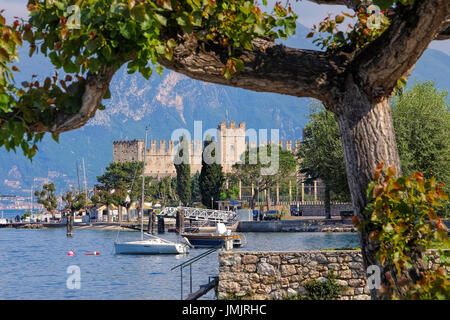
[113,122,301,178]
[245,140,299,151]
[218,121,246,130]
[146,140,203,154]
[113,139,143,145]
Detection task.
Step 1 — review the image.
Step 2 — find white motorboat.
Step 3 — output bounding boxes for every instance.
[114,234,188,254]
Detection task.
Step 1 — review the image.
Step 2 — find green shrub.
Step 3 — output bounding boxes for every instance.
[287,272,344,300]
[302,272,344,300]
[361,164,449,299]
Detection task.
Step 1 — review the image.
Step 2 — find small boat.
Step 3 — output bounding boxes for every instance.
[182,223,244,250]
[114,234,188,255]
[232,234,246,248]
[182,233,235,249]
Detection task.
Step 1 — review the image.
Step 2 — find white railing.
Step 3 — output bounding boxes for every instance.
[160,206,237,224]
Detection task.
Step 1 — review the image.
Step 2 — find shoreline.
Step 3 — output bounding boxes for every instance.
[0,221,356,233]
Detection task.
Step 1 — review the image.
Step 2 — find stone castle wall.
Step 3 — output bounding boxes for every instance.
[113,140,144,163]
[217,250,445,300]
[113,121,301,178]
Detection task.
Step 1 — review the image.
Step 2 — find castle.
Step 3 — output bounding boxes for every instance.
[113,121,301,178]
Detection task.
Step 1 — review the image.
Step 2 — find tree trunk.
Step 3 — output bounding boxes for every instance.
[324,184,331,220]
[147,212,153,234]
[66,212,73,237]
[118,206,123,223]
[250,189,258,210]
[334,88,426,299]
[126,206,131,222]
[265,188,271,211]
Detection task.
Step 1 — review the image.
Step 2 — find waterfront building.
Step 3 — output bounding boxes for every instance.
[112,121,327,206]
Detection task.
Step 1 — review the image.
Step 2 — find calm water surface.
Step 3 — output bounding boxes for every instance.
[0,225,359,299]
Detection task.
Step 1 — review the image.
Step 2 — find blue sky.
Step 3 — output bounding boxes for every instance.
[1,0,449,55]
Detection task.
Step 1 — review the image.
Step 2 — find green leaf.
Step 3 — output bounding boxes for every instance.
[119,22,135,39]
[49,52,61,67]
[51,133,59,143]
[335,15,345,24]
[156,65,163,76]
[191,11,202,26]
[131,4,146,22]
[154,13,167,26]
[63,59,79,73]
[284,18,296,36]
[373,0,395,10]
[103,87,111,99]
[254,24,265,36]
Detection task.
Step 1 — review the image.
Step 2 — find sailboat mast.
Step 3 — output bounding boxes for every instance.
[82,158,88,211]
[141,127,148,241]
[76,160,81,193]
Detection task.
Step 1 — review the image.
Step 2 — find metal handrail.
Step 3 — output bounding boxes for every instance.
[160,206,236,223]
[171,246,220,271]
[171,246,221,299]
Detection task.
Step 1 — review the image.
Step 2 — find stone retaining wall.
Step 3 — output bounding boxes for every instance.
[236,219,355,232]
[218,250,444,300]
[299,203,354,216]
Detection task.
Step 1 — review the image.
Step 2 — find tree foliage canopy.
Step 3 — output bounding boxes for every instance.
[233,143,296,193]
[392,81,450,187]
[297,104,350,202]
[174,134,191,206]
[96,161,143,207]
[62,189,86,213]
[34,182,58,213]
[199,137,224,208]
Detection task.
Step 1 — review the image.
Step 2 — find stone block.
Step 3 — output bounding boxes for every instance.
[341,287,355,296]
[220,254,241,266]
[315,253,328,263]
[287,288,297,298]
[268,256,281,265]
[281,264,297,277]
[339,269,352,279]
[349,262,363,269]
[245,264,257,273]
[336,280,348,286]
[231,264,243,272]
[242,255,259,264]
[348,279,361,287]
[257,262,279,276]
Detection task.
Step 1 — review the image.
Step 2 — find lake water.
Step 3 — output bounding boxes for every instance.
[0,219,359,300]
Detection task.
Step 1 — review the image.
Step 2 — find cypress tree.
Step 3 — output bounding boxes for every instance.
[174,135,191,206]
[199,136,224,209]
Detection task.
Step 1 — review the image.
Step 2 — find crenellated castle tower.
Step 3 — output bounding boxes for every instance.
[113,121,301,178]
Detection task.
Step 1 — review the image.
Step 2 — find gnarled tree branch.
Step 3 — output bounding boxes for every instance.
[159,34,350,104]
[44,66,116,134]
[353,0,449,99]
[304,0,356,9]
[436,18,450,40]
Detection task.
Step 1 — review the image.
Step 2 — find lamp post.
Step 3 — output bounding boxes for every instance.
[211,197,213,210]
[257,182,260,221]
